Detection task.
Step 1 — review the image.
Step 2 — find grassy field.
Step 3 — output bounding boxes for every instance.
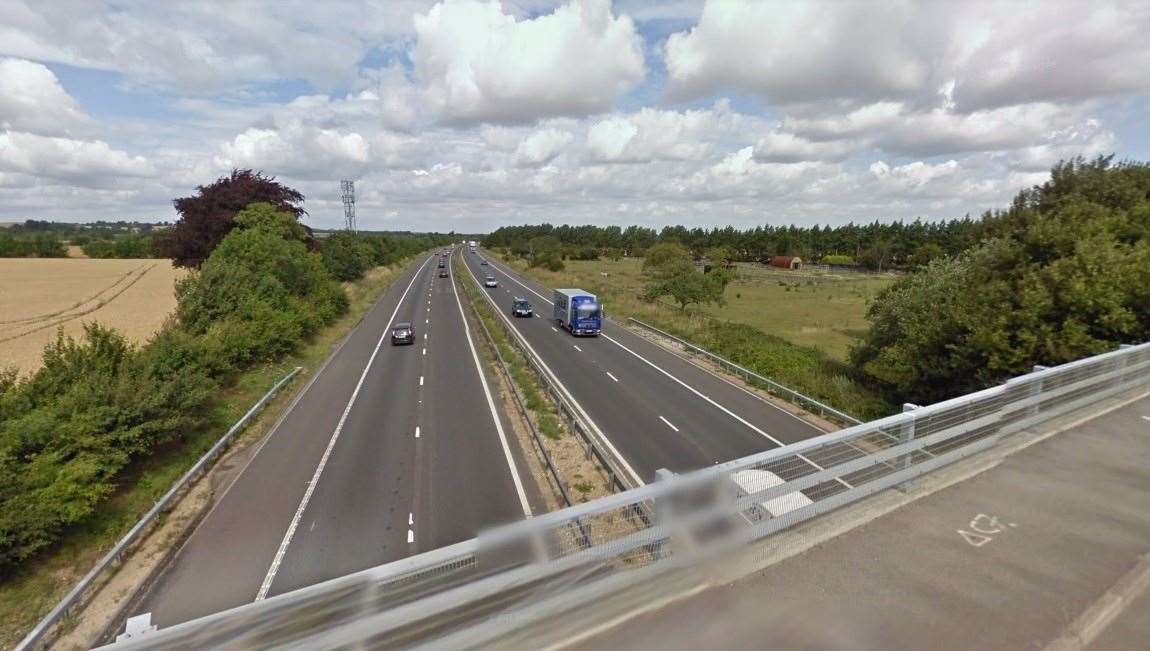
[0,258,186,376]
[0,259,416,649]
[504,257,893,361]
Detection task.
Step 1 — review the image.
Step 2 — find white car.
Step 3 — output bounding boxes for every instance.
[484,275,498,288]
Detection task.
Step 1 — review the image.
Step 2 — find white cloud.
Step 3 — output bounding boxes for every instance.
[0,0,426,94]
[754,131,859,163]
[217,122,375,180]
[412,0,645,124]
[0,57,91,136]
[513,128,574,166]
[665,1,936,106]
[664,0,1150,112]
[0,131,153,186]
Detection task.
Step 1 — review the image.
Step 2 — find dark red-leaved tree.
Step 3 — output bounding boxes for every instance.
[160,169,307,267]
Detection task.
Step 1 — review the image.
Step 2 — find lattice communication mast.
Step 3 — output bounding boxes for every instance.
[340,179,357,233]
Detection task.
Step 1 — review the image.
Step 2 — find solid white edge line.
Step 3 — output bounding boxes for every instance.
[659,415,680,432]
[255,253,434,601]
[450,254,533,518]
[462,255,643,487]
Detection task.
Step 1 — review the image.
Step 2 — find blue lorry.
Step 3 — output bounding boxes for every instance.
[553,288,602,336]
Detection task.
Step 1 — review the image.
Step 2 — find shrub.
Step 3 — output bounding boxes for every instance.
[321,232,375,281]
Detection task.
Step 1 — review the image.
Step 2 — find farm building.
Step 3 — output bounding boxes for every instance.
[769,256,803,269]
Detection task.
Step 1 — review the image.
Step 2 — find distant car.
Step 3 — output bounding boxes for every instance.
[512,298,532,317]
[480,259,489,265]
[439,269,449,278]
[437,260,445,268]
[390,322,415,345]
[484,275,498,288]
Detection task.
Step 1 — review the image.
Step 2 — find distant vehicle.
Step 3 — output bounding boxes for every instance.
[437,260,445,268]
[553,288,601,336]
[728,469,813,521]
[391,321,415,345]
[480,259,489,265]
[512,298,532,317]
[439,269,449,278]
[484,275,498,288]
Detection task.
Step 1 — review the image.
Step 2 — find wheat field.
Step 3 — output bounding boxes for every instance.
[0,258,186,377]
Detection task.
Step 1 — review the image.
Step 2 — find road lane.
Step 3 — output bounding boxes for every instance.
[136,254,435,627]
[463,251,827,481]
[135,248,535,628]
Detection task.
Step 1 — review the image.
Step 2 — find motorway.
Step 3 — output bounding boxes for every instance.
[460,250,828,485]
[133,249,540,628]
[130,244,835,632]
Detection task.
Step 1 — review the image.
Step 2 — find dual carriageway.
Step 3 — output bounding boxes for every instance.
[131,245,832,629]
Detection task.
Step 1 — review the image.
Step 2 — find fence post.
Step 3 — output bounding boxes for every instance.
[1028,365,1048,421]
[653,469,676,559]
[896,403,920,490]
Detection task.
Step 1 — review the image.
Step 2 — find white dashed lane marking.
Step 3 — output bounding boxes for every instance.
[606,372,619,382]
[659,416,680,432]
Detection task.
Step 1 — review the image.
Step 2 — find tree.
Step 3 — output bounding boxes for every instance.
[321,231,375,281]
[234,202,309,242]
[852,156,1150,404]
[641,241,725,310]
[909,242,944,268]
[642,241,691,276]
[159,169,307,267]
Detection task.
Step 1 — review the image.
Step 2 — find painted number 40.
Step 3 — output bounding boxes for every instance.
[957,513,1017,547]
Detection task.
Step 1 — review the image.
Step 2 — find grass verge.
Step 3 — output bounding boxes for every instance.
[0,257,419,649]
[455,257,612,503]
[495,252,895,420]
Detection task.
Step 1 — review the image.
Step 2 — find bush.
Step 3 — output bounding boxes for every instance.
[0,325,217,570]
[321,232,375,281]
[177,227,347,365]
[82,235,157,258]
[0,233,67,258]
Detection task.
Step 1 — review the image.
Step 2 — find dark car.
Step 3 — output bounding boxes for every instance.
[480,259,489,265]
[437,260,446,268]
[439,269,449,278]
[512,298,532,317]
[391,321,415,345]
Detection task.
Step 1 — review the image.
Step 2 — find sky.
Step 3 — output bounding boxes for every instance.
[1,0,1148,232]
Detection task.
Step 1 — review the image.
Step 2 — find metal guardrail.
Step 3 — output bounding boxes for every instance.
[98,340,1150,650]
[461,256,639,493]
[627,317,863,426]
[18,366,303,651]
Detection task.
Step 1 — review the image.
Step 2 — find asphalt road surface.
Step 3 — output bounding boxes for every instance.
[461,250,828,485]
[134,250,538,629]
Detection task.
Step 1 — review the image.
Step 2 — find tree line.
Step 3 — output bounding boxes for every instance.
[483,215,993,270]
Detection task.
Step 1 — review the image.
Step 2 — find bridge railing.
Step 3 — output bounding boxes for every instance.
[99,341,1150,650]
